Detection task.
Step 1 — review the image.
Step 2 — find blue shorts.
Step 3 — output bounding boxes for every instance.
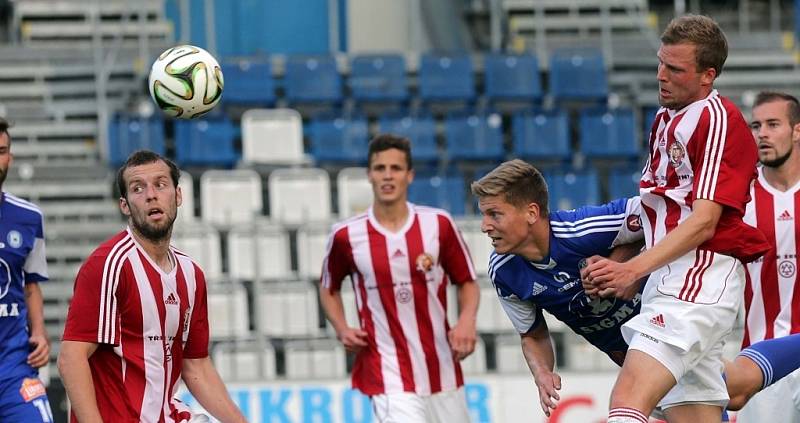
[0,374,53,423]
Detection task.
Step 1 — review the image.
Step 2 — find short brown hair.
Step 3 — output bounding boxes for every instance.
[0,117,11,144]
[367,134,413,170]
[753,91,800,127]
[661,14,728,77]
[471,159,549,215]
[116,150,180,199]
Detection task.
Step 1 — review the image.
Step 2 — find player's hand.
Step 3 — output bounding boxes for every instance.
[336,327,369,353]
[448,320,477,361]
[533,368,561,417]
[27,333,50,368]
[580,255,604,299]
[583,258,642,300]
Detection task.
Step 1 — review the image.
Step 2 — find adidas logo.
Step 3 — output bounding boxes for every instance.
[778,210,793,221]
[165,293,178,305]
[649,314,665,328]
[531,282,547,296]
[392,249,405,258]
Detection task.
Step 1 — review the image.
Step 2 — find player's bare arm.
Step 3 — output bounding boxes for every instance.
[182,357,247,423]
[319,286,368,352]
[58,340,102,423]
[586,199,722,292]
[24,282,49,368]
[520,320,561,417]
[449,279,479,361]
[582,240,645,299]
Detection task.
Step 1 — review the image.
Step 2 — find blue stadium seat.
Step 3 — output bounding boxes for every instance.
[308,116,369,164]
[378,113,438,164]
[350,54,409,103]
[107,116,165,167]
[608,167,642,201]
[511,109,571,161]
[174,118,238,167]
[545,169,600,210]
[418,53,475,103]
[284,55,343,105]
[444,112,505,161]
[548,47,608,102]
[220,59,275,106]
[408,171,466,215]
[579,108,640,159]
[484,53,542,103]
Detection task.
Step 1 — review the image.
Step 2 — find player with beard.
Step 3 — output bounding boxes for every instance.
[58,150,246,423]
[0,117,54,422]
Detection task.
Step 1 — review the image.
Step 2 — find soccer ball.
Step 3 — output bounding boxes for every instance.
[148,45,224,119]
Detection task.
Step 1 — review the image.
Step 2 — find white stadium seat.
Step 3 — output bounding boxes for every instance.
[494,333,531,374]
[257,281,320,337]
[564,331,618,371]
[336,167,372,218]
[212,340,277,382]
[268,167,331,225]
[476,284,511,333]
[241,108,309,166]
[171,222,223,282]
[284,339,346,379]
[207,282,250,339]
[175,171,195,226]
[227,220,293,281]
[456,218,493,277]
[460,336,488,375]
[296,222,332,280]
[200,169,263,226]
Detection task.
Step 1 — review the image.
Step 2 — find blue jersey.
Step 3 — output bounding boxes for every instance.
[0,193,48,381]
[489,198,643,362]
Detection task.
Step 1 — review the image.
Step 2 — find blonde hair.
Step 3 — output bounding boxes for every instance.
[661,14,728,77]
[471,159,549,215]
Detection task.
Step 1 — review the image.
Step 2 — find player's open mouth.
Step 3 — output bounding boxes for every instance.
[380,184,394,193]
[148,208,165,218]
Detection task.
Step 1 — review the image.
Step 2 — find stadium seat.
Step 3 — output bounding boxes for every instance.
[207,282,250,339]
[336,167,372,219]
[511,108,571,161]
[408,171,467,216]
[308,115,369,164]
[377,112,439,164]
[456,218,493,276]
[460,336,487,375]
[296,222,332,280]
[257,281,320,337]
[284,339,346,379]
[608,167,642,200]
[548,47,608,102]
[171,222,223,282]
[226,220,292,281]
[545,168,601,210]
[176,171,195,225]
[241,108,309,166]
[349,54,409,103]
[495,333,533,373]
[199,169,263,226]
[220,59,275,106]
[268,167,332,225]
[579,108,640,159]
[284,55,343,105]
[212,340,277,382]
[107,116,165,167]
[174,118,238,168]
[564,331,619,371]
[484,53,542,104]
[418,52,475,103]
[476,285,512,333]
[444,112,505,162]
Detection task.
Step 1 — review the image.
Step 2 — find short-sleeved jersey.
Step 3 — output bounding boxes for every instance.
[641,90,769,263]
[321,203,476,396]
[0,193,48,381]
[62,229,210,423]
[743,168,800,346]
[489,198,644,362]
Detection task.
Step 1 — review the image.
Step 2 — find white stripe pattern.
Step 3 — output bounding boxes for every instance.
[98,233,135,344]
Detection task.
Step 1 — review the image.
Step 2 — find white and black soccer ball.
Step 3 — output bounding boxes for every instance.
[148,45,224,119]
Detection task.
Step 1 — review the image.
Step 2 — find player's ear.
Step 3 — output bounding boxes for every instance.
[526,202,541,225]
[792,121,800,144]
[119,197,131,217]
[176,185,183,208]
[700,66,716,86]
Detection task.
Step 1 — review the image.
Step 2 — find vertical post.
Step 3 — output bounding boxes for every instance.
[179,0,190,44]
[328,0,340,52]
[92,0,109,163]
[489,0,502,52]
[674,0,685,15]
[739,0,750,34]
[204,0,217,56]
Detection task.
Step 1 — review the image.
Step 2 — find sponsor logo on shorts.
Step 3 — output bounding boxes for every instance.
[639,332,659,343]
[19,378,45,402]
[649,313,666,328]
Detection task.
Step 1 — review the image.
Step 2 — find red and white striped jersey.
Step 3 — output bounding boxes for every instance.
[640,90,769,264]
[743,168,800,346]
[321,203,476,396]
[63,229,210,423]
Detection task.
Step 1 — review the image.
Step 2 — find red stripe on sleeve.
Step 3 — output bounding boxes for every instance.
[755,182,779,340]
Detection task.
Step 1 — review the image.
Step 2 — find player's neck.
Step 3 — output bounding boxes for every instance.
[372,200,409,233]
[763,156,800,192]
[130,229,174,273]
[518,220,550,262]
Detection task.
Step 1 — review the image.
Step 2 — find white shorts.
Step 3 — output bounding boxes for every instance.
[736,367,800,422]
[371,387,471,423]
[621,249,745,407]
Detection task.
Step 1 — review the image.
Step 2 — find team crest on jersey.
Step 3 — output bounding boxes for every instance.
[779,260,795,278]
[6,230,21,249]
[19,378,45,402]
[395,287,412,304]
[415,253,435,273]
[668,141,685,168]
[626,214,642,232]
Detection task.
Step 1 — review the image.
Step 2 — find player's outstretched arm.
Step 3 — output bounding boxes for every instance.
[58,340,102,423]
[449,279,479,361]
[520,321,561,417]
[182,357,247,423]
[319,286,368,352]
[24,282,50,368]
